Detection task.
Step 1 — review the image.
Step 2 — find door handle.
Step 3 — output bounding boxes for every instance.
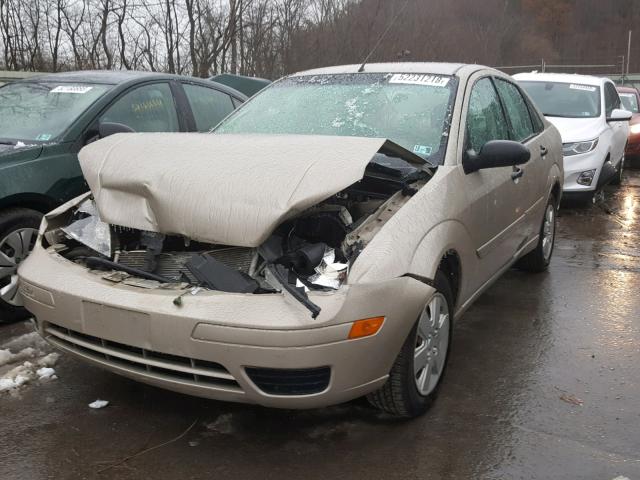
[511,166,524,181]
[540,145,548,157]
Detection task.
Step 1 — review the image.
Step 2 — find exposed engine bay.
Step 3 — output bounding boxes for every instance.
[44,153,431,317]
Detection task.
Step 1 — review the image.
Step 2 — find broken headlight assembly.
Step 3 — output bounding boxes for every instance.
[58,198,113,257]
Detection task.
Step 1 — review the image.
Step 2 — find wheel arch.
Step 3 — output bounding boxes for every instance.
[438,250,462,308]
[0,193,58,215]
[407,219,475,310]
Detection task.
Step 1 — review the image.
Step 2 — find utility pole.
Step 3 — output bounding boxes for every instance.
[627,30,632,76]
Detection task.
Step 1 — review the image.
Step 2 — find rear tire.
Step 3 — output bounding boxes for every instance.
[0,208,42,323]
[367,271,454,418]
[516,195,557,272]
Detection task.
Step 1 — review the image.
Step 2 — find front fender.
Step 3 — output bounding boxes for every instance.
[407,219,477,301]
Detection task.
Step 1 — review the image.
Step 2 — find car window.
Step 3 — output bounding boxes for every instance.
[215,73,458,164]
[604,83,621,117]
[0,82,111,142]
[494,78,535,142]
[466,77,510,153]
[518,81,601,118]
[525,95,546,133]
[101,83,179,132]
[183,84,235,131]
[619,92,639,113]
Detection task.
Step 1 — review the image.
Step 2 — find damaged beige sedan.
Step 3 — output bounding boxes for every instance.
[18,63,563,417]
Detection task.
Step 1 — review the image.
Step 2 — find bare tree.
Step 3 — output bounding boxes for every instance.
[1,0,639,77]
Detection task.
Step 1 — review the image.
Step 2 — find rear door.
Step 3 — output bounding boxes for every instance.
[493,77,548,238]
[460,76,530,287]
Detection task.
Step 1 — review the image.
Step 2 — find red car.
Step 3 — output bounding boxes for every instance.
[617,85,640,158]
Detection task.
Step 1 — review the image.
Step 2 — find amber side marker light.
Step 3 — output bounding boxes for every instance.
[348,316,385,339]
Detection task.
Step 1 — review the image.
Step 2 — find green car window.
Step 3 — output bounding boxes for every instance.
[101,83,179,133]
[0,82,111,142]
[183,83,235,132]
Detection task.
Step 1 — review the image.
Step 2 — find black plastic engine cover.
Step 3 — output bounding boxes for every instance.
[186,253,259,293]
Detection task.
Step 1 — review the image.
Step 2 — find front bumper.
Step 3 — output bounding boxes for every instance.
[18,245,433,409]
[562,146,610,193]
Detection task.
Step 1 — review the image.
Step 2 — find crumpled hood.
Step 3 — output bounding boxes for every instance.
[79,133,394,247]
[545,116,604,143]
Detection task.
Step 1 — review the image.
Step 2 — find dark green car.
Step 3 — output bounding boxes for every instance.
[0,70,246,320]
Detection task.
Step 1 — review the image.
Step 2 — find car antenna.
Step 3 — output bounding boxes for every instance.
[357,0,411,73]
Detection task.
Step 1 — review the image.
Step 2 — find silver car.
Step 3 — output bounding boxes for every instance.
[18,63,563,417]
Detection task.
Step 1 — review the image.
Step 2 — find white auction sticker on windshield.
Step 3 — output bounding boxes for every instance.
[51,85,93,94]
[569,84,596,92]
[389,74,450,87]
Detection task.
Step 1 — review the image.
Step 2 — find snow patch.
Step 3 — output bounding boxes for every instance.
[0,330,59,394]
[36,367,56,379]
[89,399,109,409]
[37,352,60,367]
[205,414,234,435]
[0,349,14,366]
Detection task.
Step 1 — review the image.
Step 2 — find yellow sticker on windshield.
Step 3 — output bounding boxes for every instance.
[389,74,449,87]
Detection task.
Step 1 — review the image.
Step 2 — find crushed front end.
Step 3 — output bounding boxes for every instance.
[18,135,436,408]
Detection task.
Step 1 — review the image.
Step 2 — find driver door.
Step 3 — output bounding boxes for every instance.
[461,76,530,291]
[604,82,627,165]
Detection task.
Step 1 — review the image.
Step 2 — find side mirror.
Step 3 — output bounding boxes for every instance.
[99,121,135,138]
[463,140,531,174]
[607,108,633,122]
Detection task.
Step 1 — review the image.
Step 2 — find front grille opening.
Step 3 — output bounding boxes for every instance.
[44,323,241,392]
[104,339,143,356]
[146,350,193,367]
[245,366,331,396]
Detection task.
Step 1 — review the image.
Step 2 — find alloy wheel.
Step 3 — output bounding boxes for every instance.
[414,293,450,396]
[541,203,555,261]
[0,228,38,306]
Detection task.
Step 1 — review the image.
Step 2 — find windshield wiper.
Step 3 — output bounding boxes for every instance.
[543,114,591,119]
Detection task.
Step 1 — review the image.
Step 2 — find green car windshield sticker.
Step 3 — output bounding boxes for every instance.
[413,145,432,156]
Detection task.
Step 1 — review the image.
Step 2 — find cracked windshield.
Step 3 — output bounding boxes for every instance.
[216,73,456,163]
[0,82,110,143]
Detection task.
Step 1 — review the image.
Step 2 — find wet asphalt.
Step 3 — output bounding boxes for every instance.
[1,171,639,480]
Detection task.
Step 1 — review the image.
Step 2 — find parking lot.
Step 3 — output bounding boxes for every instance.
[0,170,637,480]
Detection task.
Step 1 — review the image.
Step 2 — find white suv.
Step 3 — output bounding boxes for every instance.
[515,72,631,202]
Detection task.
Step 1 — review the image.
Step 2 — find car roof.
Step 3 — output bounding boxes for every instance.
[513,72,606,87]
[293,62,474,77]
[617,85,639,93]
[210,73,271,97]
[14,70,247,99]
[24,70,177,84]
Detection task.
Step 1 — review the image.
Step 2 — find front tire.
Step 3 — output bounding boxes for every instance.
[610,155,624,186]
[516,195,557,272]
[0,208,42,323]
[367,271,453,418]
